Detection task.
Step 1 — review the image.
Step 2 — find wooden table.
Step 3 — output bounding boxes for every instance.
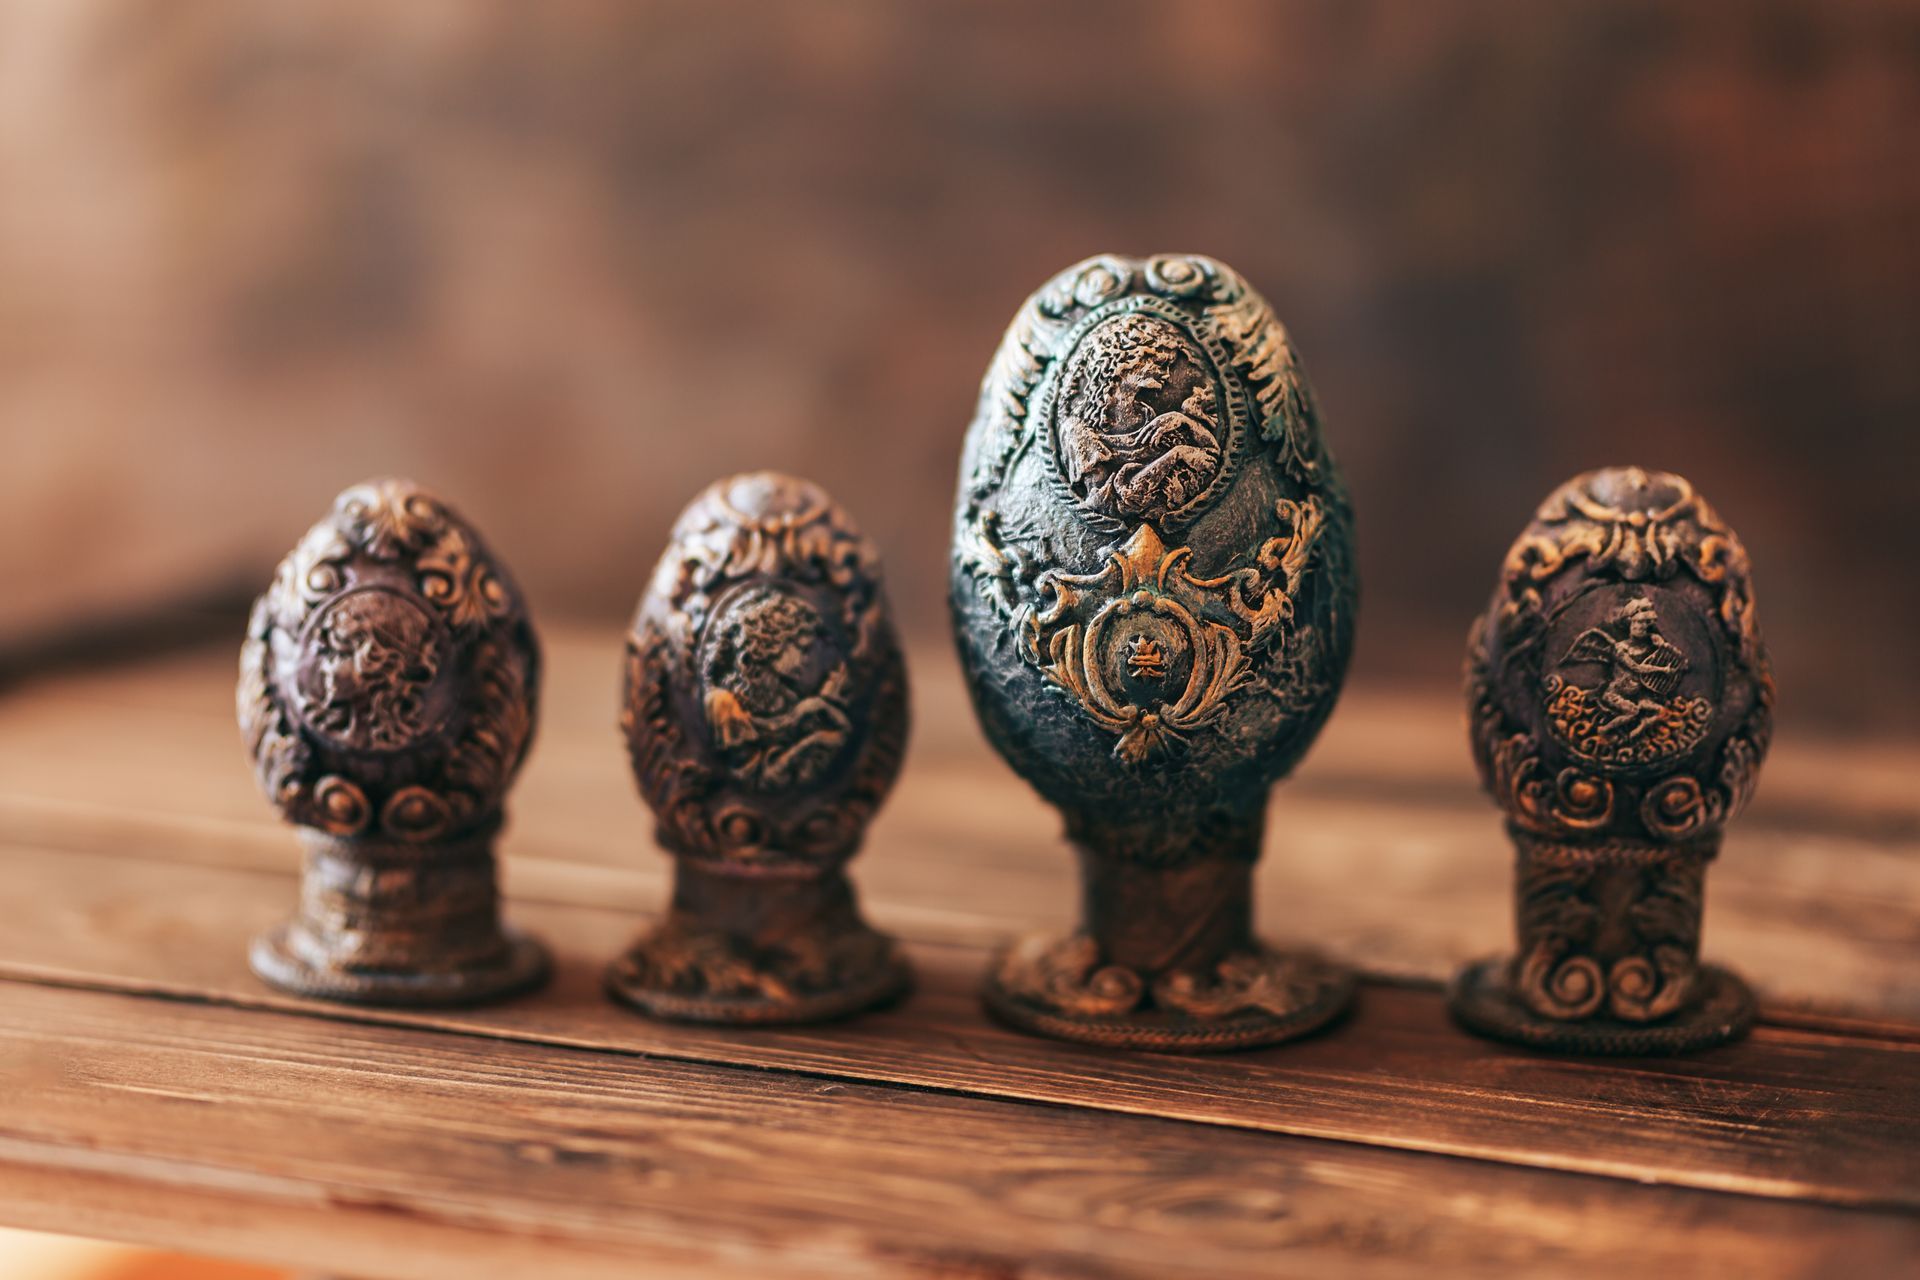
[1,628,1916,1278]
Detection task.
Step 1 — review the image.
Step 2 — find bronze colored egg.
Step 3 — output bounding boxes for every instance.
[608,472,911,1024]
[238,478,547,1005]
[1451,466,1774,1053]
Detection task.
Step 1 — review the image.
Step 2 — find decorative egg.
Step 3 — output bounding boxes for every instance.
[950,254,1357,1051]
[609,472,910,1023]
[238,477,546,1005]
[1453,466,1773,1053]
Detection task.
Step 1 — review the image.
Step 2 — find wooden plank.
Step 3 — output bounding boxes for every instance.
[1,839,1916,1213]
[1,634,1917,1025]
[1,979,1914,1280]
[6,630,1919,830]
[2,759,1915,1028]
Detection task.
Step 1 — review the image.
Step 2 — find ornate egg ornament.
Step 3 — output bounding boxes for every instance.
[609,472,911,1024]
[1451,467,1773,1053]
[238,478,548,1005]
[951,254,1358,1051]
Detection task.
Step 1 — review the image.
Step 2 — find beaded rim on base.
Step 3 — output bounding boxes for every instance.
[249,925,550,1008]
[1448,956,1755,1056]
[981,941,1356,1054]
[604,946,913,1026]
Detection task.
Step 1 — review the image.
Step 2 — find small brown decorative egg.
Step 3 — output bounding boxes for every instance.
[238,477,547,1005]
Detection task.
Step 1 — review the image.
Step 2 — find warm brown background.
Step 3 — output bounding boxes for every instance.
[3,1,1916,729]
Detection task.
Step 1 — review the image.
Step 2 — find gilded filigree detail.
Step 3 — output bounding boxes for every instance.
[965,496,1329,764]
[1020,525,1249,763]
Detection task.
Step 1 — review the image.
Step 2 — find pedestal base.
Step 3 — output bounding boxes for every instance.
[983,933,1354,1053]
[250,923,549,1007]
[606,923,911,1025]
[1449,956,1754,1055]
[606,858,911,1025]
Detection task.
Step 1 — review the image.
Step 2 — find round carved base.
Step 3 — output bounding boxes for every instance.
[982,934,1354,1053]
[605,928,912,1025]
[1448,956,1754,1055]
[249,924,550,1007]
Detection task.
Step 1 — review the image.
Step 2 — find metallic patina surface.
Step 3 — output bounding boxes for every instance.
[239,478,548,1005]
[1451,466,1774,1054]
[951,254,1358,1052]
[609,472,911,1024]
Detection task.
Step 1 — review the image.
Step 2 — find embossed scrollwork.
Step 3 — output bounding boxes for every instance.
[993,933,1330,1025]
[1511,841,1704,1024]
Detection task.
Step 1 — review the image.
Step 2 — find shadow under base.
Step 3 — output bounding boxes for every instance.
[1449,956,1755,1056]
[982,935,1355,1054]
[249,924,550,1008]
[605,927,912,1026]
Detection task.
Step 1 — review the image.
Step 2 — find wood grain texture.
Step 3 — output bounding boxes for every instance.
[1,632,1916,1275]
[3,981,1916,1280]
[0,839,1916,1214]
[2,631,1917,1023]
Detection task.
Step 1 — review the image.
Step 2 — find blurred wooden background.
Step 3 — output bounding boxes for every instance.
[2,0,1916,728]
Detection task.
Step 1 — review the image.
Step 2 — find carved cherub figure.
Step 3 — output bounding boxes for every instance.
[1562,596,1688,741]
